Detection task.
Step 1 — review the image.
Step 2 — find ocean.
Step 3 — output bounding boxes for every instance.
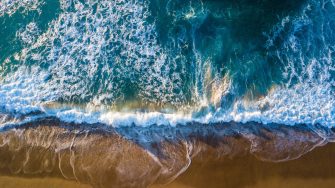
[0,0,335,187]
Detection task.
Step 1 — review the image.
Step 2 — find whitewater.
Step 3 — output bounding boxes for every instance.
[0,0,335,128]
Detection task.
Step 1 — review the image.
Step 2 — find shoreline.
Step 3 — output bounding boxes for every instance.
[0,143,335,188]
[0,118,334,187]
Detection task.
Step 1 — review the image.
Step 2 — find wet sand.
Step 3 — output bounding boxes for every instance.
[0,176,89,188]
[0,143,335,188]
[0,118,334,188]
[153,143,335,188]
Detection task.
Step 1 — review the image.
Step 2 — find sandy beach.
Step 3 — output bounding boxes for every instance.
[0,119,333,188]
[0,141,334,188]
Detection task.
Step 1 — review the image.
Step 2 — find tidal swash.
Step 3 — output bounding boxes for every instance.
[0,0,335,187]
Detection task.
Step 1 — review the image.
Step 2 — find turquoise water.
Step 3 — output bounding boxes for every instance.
[0,0,335,126]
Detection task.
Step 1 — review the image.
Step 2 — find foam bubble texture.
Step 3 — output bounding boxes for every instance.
[0,0,43,16]
[19,0,188,106]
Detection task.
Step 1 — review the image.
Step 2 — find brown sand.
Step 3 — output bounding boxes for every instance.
[0,176,90,188]
[152,143,335,188]
[0,121,334,188]
[0,143,335,188]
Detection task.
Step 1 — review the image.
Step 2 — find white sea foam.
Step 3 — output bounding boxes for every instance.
[0,67,55,114]
[16,22,40,45]
[0,0,43,16]
[215,83,335,127]
[26,0,187,106]
[45,81,335,127]
[0,66,334,127]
